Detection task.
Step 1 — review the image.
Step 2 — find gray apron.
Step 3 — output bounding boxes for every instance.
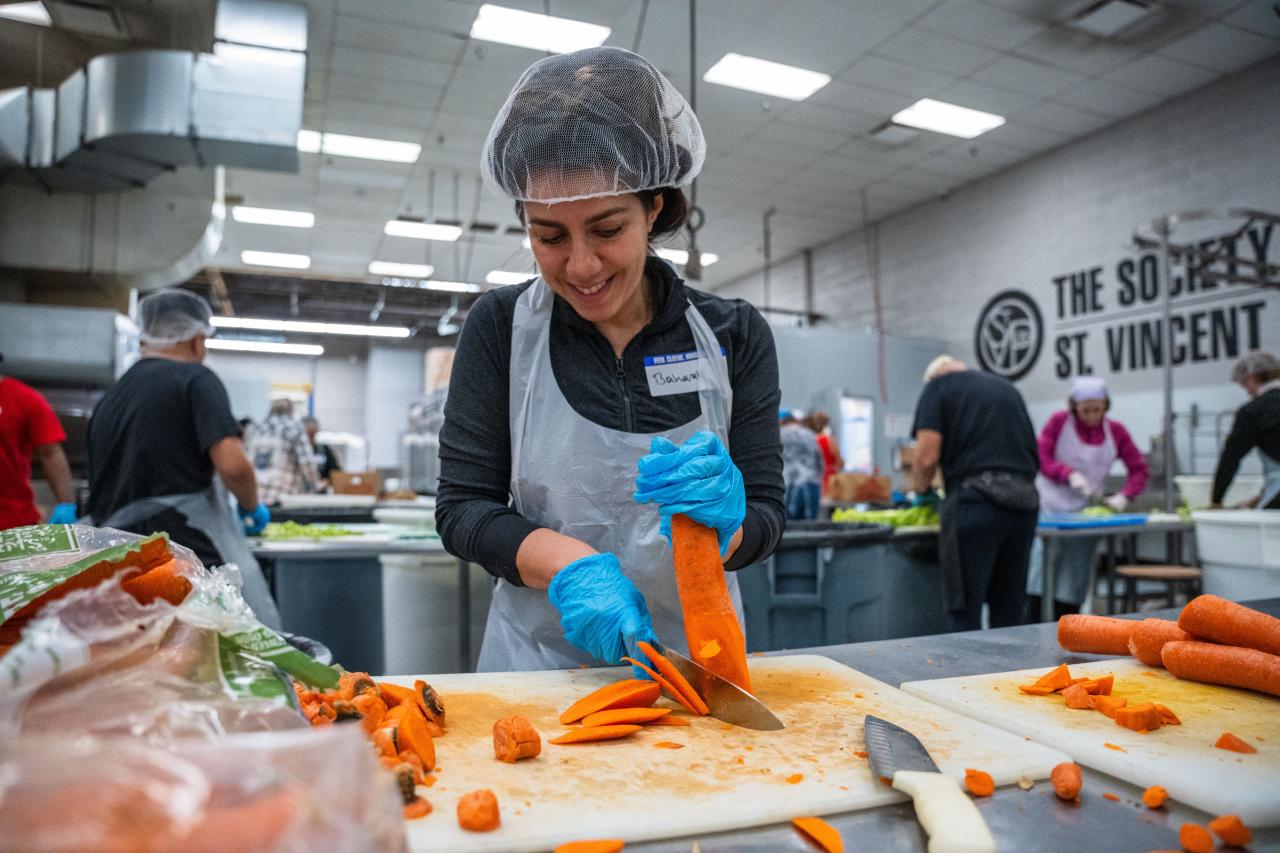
[98,478,282,629]
[477,277,742,672]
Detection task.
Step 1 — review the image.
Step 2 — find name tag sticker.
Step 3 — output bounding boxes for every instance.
[643,349,726,397]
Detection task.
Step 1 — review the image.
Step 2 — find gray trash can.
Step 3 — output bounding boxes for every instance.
[883,529,949,638]
[737,521,892,651]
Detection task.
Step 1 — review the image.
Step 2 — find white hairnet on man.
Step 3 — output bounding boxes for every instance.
[139,290,216,347]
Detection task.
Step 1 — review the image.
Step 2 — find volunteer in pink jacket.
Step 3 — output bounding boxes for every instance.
[1027,376,1148,619]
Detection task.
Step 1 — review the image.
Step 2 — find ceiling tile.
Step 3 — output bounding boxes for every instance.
[1055,77,1165,118]
[977,119,1069,153]
[978,0,1074,18]
[1010,28,1140,76]
[1222,1,1280,37]
[1014,101,1112,136]
[935,79,1041,118]
[753,120,850,153]
[728,140,824,174]
[337,0,480,35]
[778,102,884,138]
[328,98,433,130]
[1104,54,1220,96]
[334,14,466,62]
[745,0,896,74]
[874,27,1001,77]
[327,72,445,112]
[915,0,1047,49]
[329,45,456,85]
[808,80,916,121]
[972,55,1087,98]
[1157,22,1279,73]
[841,55,955,99]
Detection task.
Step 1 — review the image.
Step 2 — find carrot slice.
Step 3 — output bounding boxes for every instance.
[1214,732,1257,754]
[636,640,711,716]
[1114,702,1163,733]
[1103,793,1120,802]
[549,725,643,745]
[1018,684,1057,696]
[559,680,661,725]
[792,816,844,853]
[1179,823,1213,853]
[1061,683,1092,709]
[1154,704,1180,725]
[403,797,432,820]
[646,715,692,727]
[964,769,994,797]
[653,741,684,749]
[1034,663,1073,691]
[581,707,672,727]
[1090,695,1127,718]
[670,514,752,692]
[1142,786,1168,809]
[622,657,702,716]
[1208,814,1252,847]
[397,704,437,771]
[1081,674,1114,695]
[554,842,625,853]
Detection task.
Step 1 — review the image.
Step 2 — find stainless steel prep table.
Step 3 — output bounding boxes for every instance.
[623,598,1280,853]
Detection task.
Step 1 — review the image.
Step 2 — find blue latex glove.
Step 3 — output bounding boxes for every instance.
[239,502,271,535]
[912,489,940,509]
[547,553,656,670]
[47,503,77,524]
[633,431,746,557]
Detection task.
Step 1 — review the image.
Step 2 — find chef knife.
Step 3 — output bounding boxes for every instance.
[650,641,785,731]
[864,715,995,853]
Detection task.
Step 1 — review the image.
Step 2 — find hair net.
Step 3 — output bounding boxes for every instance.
[1068,376,1108,402]
[138,290,215,346]
[482,46,705,204]
[1230,350,1280,383]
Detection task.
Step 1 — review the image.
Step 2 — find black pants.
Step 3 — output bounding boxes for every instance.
[948,491,1038,631]
[123,507,224,569]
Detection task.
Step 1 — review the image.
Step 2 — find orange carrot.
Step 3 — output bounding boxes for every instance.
[1017,684,1057,696]
[1061,683,1092,709]
[636,640,711,716]
[653,741,685,749]
[646,715,691,727]
[1178,594,1280,656]
[621,656,703,717]
[559,680,660,725]
[457,790,500,832]
[1081,674,1114,695]
[1179,823,1213,853]
[792,816,844,853]
[1161,641,1280,698]
[1114,702,1163,733]
[1034,663,1074,691]
[1154,704,1180,725]
[549,725,643,745]
[372,726,397,758]
[1057,614,1135,655]
[492,715,541,763]
[1208,814,1252,847]
[119,558,193,606]
[787,773,804,784]
[1102,793,1119,802]
[397,704,437,771]
[1051,762,1081,802]
[1127,618,1192,667]
[351,693,388,733]
[670,514,752,692]
[1103,742,1126,752]
[1090,695,1127,718]
[964,769,994,797]
[403,797,432,820]
[1142,786,1168,809]
[554,842,625,853]
[1214,732,1257,754]
[581,707,672,727]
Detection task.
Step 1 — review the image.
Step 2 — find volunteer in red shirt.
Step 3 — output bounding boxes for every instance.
[0,351,77,529]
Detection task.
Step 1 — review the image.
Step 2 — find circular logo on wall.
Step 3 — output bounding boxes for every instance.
[973,290,1043,381]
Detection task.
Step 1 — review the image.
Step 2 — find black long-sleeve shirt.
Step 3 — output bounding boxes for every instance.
[436,258,785,586]
[1212,388,1280,503]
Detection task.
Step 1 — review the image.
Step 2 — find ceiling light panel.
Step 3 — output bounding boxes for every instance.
[232,206,315,228]
[294,130,420,163]
[469,3,610,54]
[207,340,325,356]
[703,53,831,101]
[425,280,483,293]
[240,250,312,270]
[1068,0,1155,38]
[384,220,464,241]
[891,98,1005,139]
[369,261,434,278]
[212,317,411,338]
[485,270,534,285]
[0,2,51,26]
[654,248,720,267]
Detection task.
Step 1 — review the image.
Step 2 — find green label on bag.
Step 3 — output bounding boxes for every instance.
[0,533,166,623]
[0,525,80,564]
[216,634,292,701]
[224,626,339,690]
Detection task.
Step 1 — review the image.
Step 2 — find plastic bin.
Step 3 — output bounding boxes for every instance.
[737,521,892,651]
[882,530,950,639]
[1192,510,1280,598]
[1176,475,1264,510]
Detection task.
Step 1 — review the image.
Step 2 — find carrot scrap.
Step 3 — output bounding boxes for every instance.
[1102,793,1119,802]
[1208,814,1252,847]
[1142,786,1168,809]
[1091,695,1127,718]
[964,769,994,797]
[549,724,643,745]
[1154,704,1180,725]
[621,656,703,717]
[646,715,691,727]
[554,842,625,853]
[1018,684,1057,696]
[372,726,397,758]
[853,750,868,759]
[337,671,380,701]
[1081,674,1114,695]
[493,715,541,763]
[653,741,685,750]
[403,797,432,820]
[670,514,752,692]
[1179,823,1213,853]
[1034,663,1074,691]
[1061,683,1093,709]
[457,789,500,833]
[581,707,672,727]
[559,679,661,725]
[351,694,388,733]
[786,773,804,784]
[636,640,711,715]
[1114,702,1163,733]
[792,816,844,853]
[397,703,437,771]
[1214,732,1257,754]
[1103,742,1126,752]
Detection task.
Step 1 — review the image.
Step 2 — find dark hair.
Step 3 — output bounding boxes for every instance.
[514,186,688,244]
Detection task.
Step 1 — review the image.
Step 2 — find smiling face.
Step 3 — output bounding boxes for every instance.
[524,193,662,328]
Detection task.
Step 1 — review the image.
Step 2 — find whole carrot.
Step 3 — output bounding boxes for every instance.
[1161,641,1280,698]
[1178,594,1280,657]
[1050,762,1082,802]
[1057,615,1134,655]
[1127,618,1192,667]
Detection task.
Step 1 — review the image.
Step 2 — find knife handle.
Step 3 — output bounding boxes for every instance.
[891,770,996,853]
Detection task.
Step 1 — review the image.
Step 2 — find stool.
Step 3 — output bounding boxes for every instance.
[1115,564,1202,612]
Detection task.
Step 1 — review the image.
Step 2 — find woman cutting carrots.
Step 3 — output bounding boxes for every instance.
[435,47,784,671]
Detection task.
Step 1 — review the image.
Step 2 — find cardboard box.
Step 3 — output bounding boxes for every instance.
[828,473,892,504]
[331,470,382,496]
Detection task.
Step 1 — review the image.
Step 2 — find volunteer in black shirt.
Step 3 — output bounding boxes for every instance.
[910,355,1040,630]
[1211,351,1280,510]
[87,290,280,627]
[437,47,784,671]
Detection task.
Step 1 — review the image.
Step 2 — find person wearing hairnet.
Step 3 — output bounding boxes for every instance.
[436,48,784,671]
[1211,351,1280,510]
[1026,376,1148,620]
[85,290,281,628]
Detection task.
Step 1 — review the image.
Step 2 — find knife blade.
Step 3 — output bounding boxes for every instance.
[864,715,995,853]
[651,642,784,731]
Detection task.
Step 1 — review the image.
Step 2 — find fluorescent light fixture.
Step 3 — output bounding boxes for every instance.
[655,248,720,267]
[703,53,830,101]
[294,129,420,163]
[369,261,434,278]
[240,250,312,270]
[212,42,305,68]
[296,129,322,153]
[232,206,315,228]
[0,2,51,25]
[384,220,463,242]
[470,3,610,54]
[212,317,412,339]
[485,270,534,285]
[891,98,1005,139]
[425,280,483,293]
[1068,0,1155,38]
[206,339,324,356]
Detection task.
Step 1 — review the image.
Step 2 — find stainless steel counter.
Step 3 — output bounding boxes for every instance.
[626,598,1280,852]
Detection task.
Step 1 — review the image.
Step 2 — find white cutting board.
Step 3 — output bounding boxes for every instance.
[383,654,1068,852]
[903,658,1280,826]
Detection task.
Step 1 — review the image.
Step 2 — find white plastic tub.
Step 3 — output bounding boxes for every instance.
[1176,474,1264,510]
[1192,510,1280,599]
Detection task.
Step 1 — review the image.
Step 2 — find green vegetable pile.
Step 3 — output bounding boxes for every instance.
[830,506,940,527]
[1078,505,1115,517]
[261,521,360,540]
